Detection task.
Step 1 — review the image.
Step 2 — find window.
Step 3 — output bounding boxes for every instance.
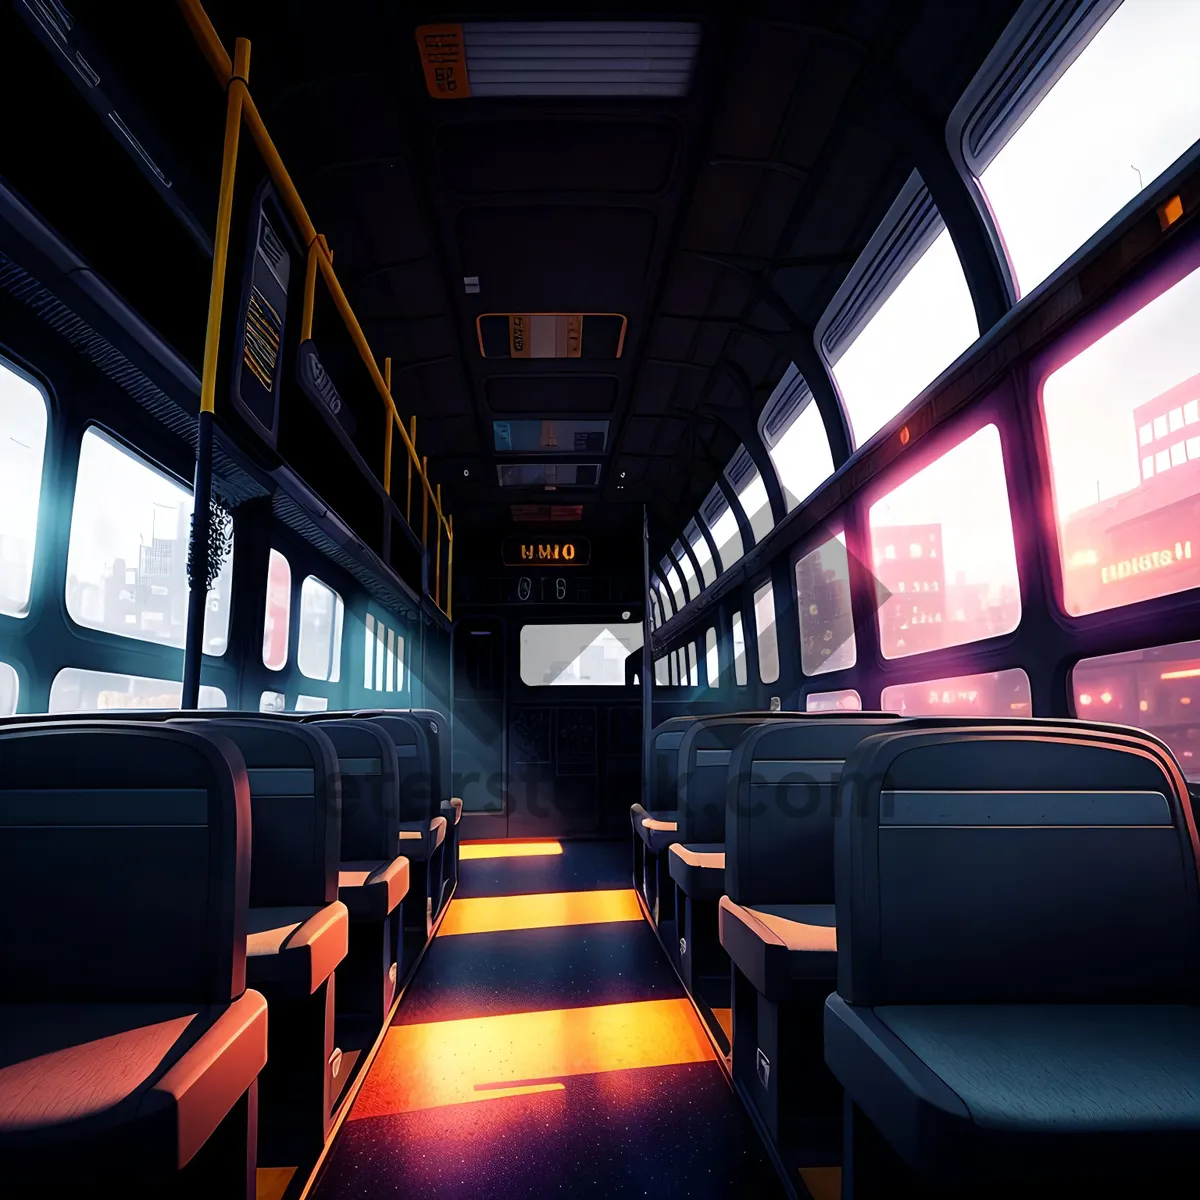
[260,690,286,712]
[655,577,674,619]
[1043,263,1200,616]
[769,395,834,512]
[828,181,979,448]
[675,540,699,598]
[973,0,1200,300]
[0,660,18,716]
[365,613,405,692]
[0,356,49,618]
[655,656,669,686]
[687,521,717,587]
[1072,638,1200,779]
[753,581,779,684]
[731,610,748,686]
[708,501,743,572]
[880,667,1032,717]
[263,548,291,670]
[669,653,679,686]
[705,626,718,687]
[687,642,699,687]
[795,530,857,676]
[66,428,234,654]
[806,688,861,713]
[297,575,344,681]
[869,424,1020,658]
[49,667,226,712]
[519,623,643,686]
[664,561,687,611]
[295,695,329,712]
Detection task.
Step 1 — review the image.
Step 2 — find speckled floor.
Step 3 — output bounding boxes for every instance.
[309,839,787,1198]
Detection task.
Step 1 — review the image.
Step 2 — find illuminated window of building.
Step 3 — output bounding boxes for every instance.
[1139,423,1153,446]
[806,688,861,713]
[0,355,48,619]
[881,667,1032,718]
[965,0,1200,299]
[705,626,719,687]
[1189,437,1200,460]
[263,548,291,671]
[1042,261,1200,617]
[731,611,748,686]
[868,423,1020,659]
[1187,400,1200,424]
[795,530,856,676]
[1154,415,1169,439]
[66,428,234,654]
[49,667,227,712]
[753,581,779,684]
[1072,638,1200,780]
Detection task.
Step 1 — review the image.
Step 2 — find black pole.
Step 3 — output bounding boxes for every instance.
[181,409,215,709]
[641,505,653,808]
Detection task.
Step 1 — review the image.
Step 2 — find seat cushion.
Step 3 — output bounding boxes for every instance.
[0,992,266,1175]
[339,857,410,922]
[430,815,448,851]
[719,897,836,1001]
[246,903,348,996]
[668,843,726,900]
[824,996,1200,1180]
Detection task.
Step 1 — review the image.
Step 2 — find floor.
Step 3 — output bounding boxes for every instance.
[307,839,789,1199]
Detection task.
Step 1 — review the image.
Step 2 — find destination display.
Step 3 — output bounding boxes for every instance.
[502,537,591,567]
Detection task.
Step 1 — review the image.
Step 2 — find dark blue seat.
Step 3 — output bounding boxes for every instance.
[0,722,267,1197]
[825,723,1200,1194]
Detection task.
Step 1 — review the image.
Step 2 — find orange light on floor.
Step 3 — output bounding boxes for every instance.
[460,841,564,861]
[438,889,643,937]
[348,997,715,1118]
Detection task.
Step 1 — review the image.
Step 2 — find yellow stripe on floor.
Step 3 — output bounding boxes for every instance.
[460,841,564,861]
[349,997,716,1118]
[438,888,643,936]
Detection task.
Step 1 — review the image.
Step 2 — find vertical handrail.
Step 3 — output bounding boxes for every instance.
[435,483,443,608]
[407,416,415,525]
[446,515,454,622]
[181,35,250,710]
[383,357,394,495]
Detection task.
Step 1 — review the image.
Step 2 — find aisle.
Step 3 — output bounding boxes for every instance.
[309,839,787,1198]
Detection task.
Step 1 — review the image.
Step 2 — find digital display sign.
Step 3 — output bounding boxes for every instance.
[502,537,591,567]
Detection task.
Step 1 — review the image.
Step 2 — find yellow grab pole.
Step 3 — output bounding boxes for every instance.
[198,37,249,414]
[300,239,318,342]
[446,516,454,622]
[435,484,443,606]
[178,0,232,82]
[407,416,415,524]
[421,457,429,549]
[383,358,394,495]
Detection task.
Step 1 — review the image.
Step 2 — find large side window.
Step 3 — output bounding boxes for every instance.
[1042,262,1200,617]
[687,521,717,587]
[0,356,49,619]
[674,540,700,598]
[0,660,19,715]
[705,626,718,687]
[365,613,405,693]
[519,623,643,686]
[795,530,856,676]
[731,610,748,687]
[881,667,1032,717]
[663,559,687,611]
[806,688,861,713]
[263,548,291,670]
[728,449,774,544]
[297,575,344,681]
[766,379,834,511]
[66,428,234,654]
[753,580,779,685]
[967,0,1200,299]
[869,424,1020,659]
[1072,638,1200,780]
[705,493,744,572]
[49,666,226,711]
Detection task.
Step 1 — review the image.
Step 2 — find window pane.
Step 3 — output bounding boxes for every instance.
[655,656,669,686]
[771,399,834,511]
[66,428,234,654]
[881,667,1032,717]
[731,611,748,686]
[669,653,679,686]
[364,613,375,688]
[1072,638,1200,780]
[832,223,978,448]
[295,695,329,712]
[386,627,396,691]
[870,424,1020,658]
[396,633,405,691]
[753,581,780,684]
[736,471,774,543]
[260,689,286,712]
[687,642,699,686]
[263,548,291,670]
[978,0,1200,299]
[519,623,643,686]
[298,575,344,681]
[675,541,699,597]
[0,357,48,618]
[689,524,717,587]
[49,666,226,712]
[806,688,861,713]
[664,563,686,611]
[1045,264,1200,616]
[709,505,743,571]
[795,530,857,676]
[656,579,674,618]
[375,621,386,690]
[705,626,718,687]
[0,661,18,716]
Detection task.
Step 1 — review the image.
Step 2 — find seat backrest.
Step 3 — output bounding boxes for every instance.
[366,714,436,823]
[178,718,340,908]
[409,708,451,801]
[306,718,401,860]
[836,723,1200,1006]
[0,721,250,1004]
[650,716,699,813]
[726,714,902,907]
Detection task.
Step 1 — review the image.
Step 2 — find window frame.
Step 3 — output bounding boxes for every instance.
[752,576,780,685]
[296,573,345,683]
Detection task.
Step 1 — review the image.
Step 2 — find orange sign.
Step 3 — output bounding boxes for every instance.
[507,314,583,358]
[415,25,470,98]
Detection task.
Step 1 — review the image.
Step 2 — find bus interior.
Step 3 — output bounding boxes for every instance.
[2,1,1200,1197]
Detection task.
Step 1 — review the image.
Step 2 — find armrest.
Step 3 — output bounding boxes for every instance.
[289,902,349,990]
[339,857,410,920]
[449,797,463,825]
[246,902,348,996]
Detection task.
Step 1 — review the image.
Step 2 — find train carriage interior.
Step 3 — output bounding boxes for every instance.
[3,0,1200,1196]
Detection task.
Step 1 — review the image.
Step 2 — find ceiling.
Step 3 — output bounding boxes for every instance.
[71,0,1026,560]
